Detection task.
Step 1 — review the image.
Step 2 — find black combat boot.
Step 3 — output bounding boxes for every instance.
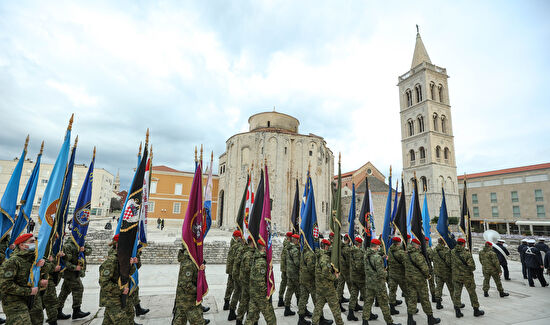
[298,314,311,325]
[236,320,243,325]
[72,307,90,319]
[223,299,230,310]
[48,322,57,325]
[459,303,465,308]
[228,308,237,320]
[431,295,437,303]
[304,308,313,317]
[57,308,71,320]
[473,307,485,317]
[427,314,441,324]
[455,307,463,318]
[499,291,509,297]
[483,291,489,297]
[134,322,142,325]
[135,304,150,316]
[375,298,379,307]
[363,320,369,325]
[407,313,416,325]
[202,305,210,313]
[278,297,285,307]
[204,319,210,325]
[339,303,346,312]
[435,299,443,310]
[390,303,400,315]
[0,317,5,324]
[395,299,403,305]
[368,313,378,320]
[347,310,358,321]
[319,316,333,325]
[284,306,296,316]
[354,303,363,311]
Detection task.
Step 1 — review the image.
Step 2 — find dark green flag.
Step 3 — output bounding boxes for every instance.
[331,155,342,272]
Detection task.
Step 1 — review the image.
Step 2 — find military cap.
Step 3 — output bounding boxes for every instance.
[406,234,411,239]
[329,232,335,237]
[233,230,242,237]
[485,241,492,246]
[528,239,536,244]
[321,239,331,246]
[425,236,430,241]
[113,234,119,242]
[457,238,466,244]
[521,239,528,242]
[258,238,266,246]
[411,238,421,245]
[14,233,33,245]
[344,233,351,239]
[286,232,293,237]
[248,235,253,242]
[371,238,381,246]
[538,238,546,241]
[392,237,401,242]
[291,234,300,239]
[355,237,363,243]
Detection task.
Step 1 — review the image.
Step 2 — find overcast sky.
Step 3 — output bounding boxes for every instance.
[1,0,549,189]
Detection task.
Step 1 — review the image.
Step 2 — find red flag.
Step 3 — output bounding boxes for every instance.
[181,161,208,304]
[259,164,275,298]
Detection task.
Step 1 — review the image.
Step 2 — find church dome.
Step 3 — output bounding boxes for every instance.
[248,111,299,133]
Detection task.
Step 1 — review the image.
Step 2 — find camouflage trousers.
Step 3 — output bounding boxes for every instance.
[406,278,433,316]
[173,304,204,325]
[229,279,241,310]
[298,279,315,315]
[236,282,250,321]
[428,268,436,298]
[43,279,60,322]
[452,275,479,308]
[363,284,393,324]
[312,283,344,325]
[434,273,453,300]
[244,295,276,325]
[349,279,366,310]
[388,274,409,306]
[482,271,504,293]
[103,303,134,325]
[278,271,287,299]
[224,274,234,300]
[58,276,84,308]
[284,278,299,306]
[337,271,350,299]
[3,294,43,325]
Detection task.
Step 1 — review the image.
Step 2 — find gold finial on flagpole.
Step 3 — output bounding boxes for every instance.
[93,146,96,158]
[138,142,142,157]
[211,151,213,162]
[150,145,153,159]
[145,128,149,148]
[40,141,44,155]
[424,183,427,193]
[414,171,417,179]
[74,135,78,148]
[200,144,203,163]
[194,146,198,162]
[389,165,392,178]
[68,113,74,131]
[24,135,29,151]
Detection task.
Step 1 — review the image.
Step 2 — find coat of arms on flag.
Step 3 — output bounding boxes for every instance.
[313,224,319,239]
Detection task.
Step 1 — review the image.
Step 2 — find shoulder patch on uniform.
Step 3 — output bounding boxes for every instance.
[3,270,13,278]
[103,270,111,276]
[185,271,191,277]
[261,268,266,274]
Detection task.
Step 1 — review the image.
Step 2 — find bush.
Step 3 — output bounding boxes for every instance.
[448,217,459,225]
[431,216,439,224]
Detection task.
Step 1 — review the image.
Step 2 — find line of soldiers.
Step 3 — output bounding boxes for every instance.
[518,238,549,287]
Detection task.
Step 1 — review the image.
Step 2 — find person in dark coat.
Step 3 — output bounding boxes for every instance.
[545,251,550,275]
[494,239,510,280]
[524,239,548,287]
[535,238,549,253]
[517,239,528,279]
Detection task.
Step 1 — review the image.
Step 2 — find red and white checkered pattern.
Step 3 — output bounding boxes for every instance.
[313,226,319,239]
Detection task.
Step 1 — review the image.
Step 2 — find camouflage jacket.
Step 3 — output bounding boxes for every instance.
[341,243,351,274]
[315,249,336,288]
[286,242,300,278]
[387,244,406,278]
[99,247,135,307]
[280,238,289,273]
[62,239,92,278]
[479,245,500,274]
[226,237,237,274]
[364,248,386,288]
[0,235,9,265]
[350,246,365,281]
[249,250,268,297]
[426,246,434,271]
[0,248,42,311]
[239,246,255,283]
[404,245,430,281]
[175,247,199,306]
[232,241,245,279]
[300,248,316,283]
[451,245,475,280]
[432,243,452,277]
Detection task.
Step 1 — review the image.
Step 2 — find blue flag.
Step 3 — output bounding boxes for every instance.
[381,174,393,254]
[300,176,319,251]
[437,188,456,249]
[347,183,356,240]
[0,138,28,241]
[300,171,310,218]
[32,117,72,287]
[422,193,432,246]
[407,188,415,236]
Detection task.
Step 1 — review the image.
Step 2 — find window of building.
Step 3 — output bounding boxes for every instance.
[309,150,312,156]
[41,179,48,185]
[419,147,426,159]
[435,146,441,158]
[408,120,414,136]
[406,89,413,107]
[420,176,427,191]
[513,205,520,218]
[511,191,518,203]
[173,202,181,214]
[441,115,447,134]
[37,197,42,204]
[444,147,450,160]
[473,206,479,218]
[151,181,158,194]
[174,183,183,195]
[415,84,423,102]
[409,149,415,161]
[267,121,271,127]
[472,193,478,204]
[284,147,287,154]
[417,116,425,132]
[433,113,438,131]
[535,189,543,202]
[490,192,497,203]
[149,201,155,212]
[492,206,499,217]
[430,82,435,100]
[438,85,444,103]
[537,205,546,217]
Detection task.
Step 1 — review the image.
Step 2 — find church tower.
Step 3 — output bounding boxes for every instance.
[398,28,460,219]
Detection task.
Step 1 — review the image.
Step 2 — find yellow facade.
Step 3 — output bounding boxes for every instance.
[148,165,219,222]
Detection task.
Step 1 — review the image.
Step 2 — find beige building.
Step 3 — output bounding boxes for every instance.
[399,30,460,219]
[0,158,114,218]
[458,163,550,236]
[218,111,334,232]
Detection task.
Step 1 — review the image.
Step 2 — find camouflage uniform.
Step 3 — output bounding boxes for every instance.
[230,241,245,310]
[224,237,237,301]
[0,235,9,265]
[0,248,45,325]
[236,245,255,322]
[404,245,433,316]
[58,239,92,310]
[426,245,436,299]
[432,242,454,301]
[173,247,204,325]
[363,247,394,323]
[311,249,344,325]
[298,248,316,315]
[42,259,61,322]
[278,237,289,300]
[244,250,276,325]
[479,245,504,294]
[387,243,409,306]
[99,247,134,325]
[284,241,300,307]
[451,245,479,308]
[349,245,366,311]
[337,241,351,299]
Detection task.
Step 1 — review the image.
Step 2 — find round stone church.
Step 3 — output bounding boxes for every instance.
[217,111,334,233]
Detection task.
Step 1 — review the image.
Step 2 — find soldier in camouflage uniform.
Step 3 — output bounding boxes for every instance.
[431,238,455,310]
[131,250,150,316]
[362,239,400,325]
[479,241,509,298]
[387,237,406,315]
[173,243,208,325]
[236,236,255,325]
[404,238,440,325]
[348,237,365,320]
[228,235,246,320]
[297,243,316,324]
[58,238,91,319]
[451,238,484,318]
[244,239,276,325]
[42,255,71,324]
[0,234,47,325]
[337,235,351,306]
[224,230,241,310]
[278,232,292,307]
[424,237,436,303]
[0,234,11,324]
[311,239,343,325]
[284,234,300,316]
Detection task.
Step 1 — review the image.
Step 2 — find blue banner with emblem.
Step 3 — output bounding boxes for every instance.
[71,150,95,266]
[300,175,319,251]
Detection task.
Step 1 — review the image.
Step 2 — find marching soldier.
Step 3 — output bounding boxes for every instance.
[297,241,316,324]
[494,239,510,280]
[431,238,456,310]
[131,250,150,317]
[362,238,400,325]
[0,234,11,325]
[404,238,441,325]
[517,239,528,279]
[479,241,509,298]
[424,237,436,302]
[58,237,91,319]
[348,237,365,321]
[236,236,255,325]
[451,238,484,318]
[311,239,344,325]
[278,232,292,307]
[229,235,246,321]
[337,234,351,308]
[524,239,548,287]
[387,237,406,315]
[284,234,300,316]
[42,255,70,324]
[224,230,241,311]
[244,238,276,325]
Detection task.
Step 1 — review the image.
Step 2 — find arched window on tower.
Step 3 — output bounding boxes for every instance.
[405,89,413,107]
[435,146,441,160]
[438,84,444,103]
[432,113,438,131]
[415,84,423,103]
[430,82,435,100]
[409,149,416,166]
[420,176,427,191]
[417,115,425,133]
[444,147,450,162]
[441,115,447,133]
[419,147,426,162]
[408,119,414,136]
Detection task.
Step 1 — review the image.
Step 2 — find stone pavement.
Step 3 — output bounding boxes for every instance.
[1,256,549,324]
